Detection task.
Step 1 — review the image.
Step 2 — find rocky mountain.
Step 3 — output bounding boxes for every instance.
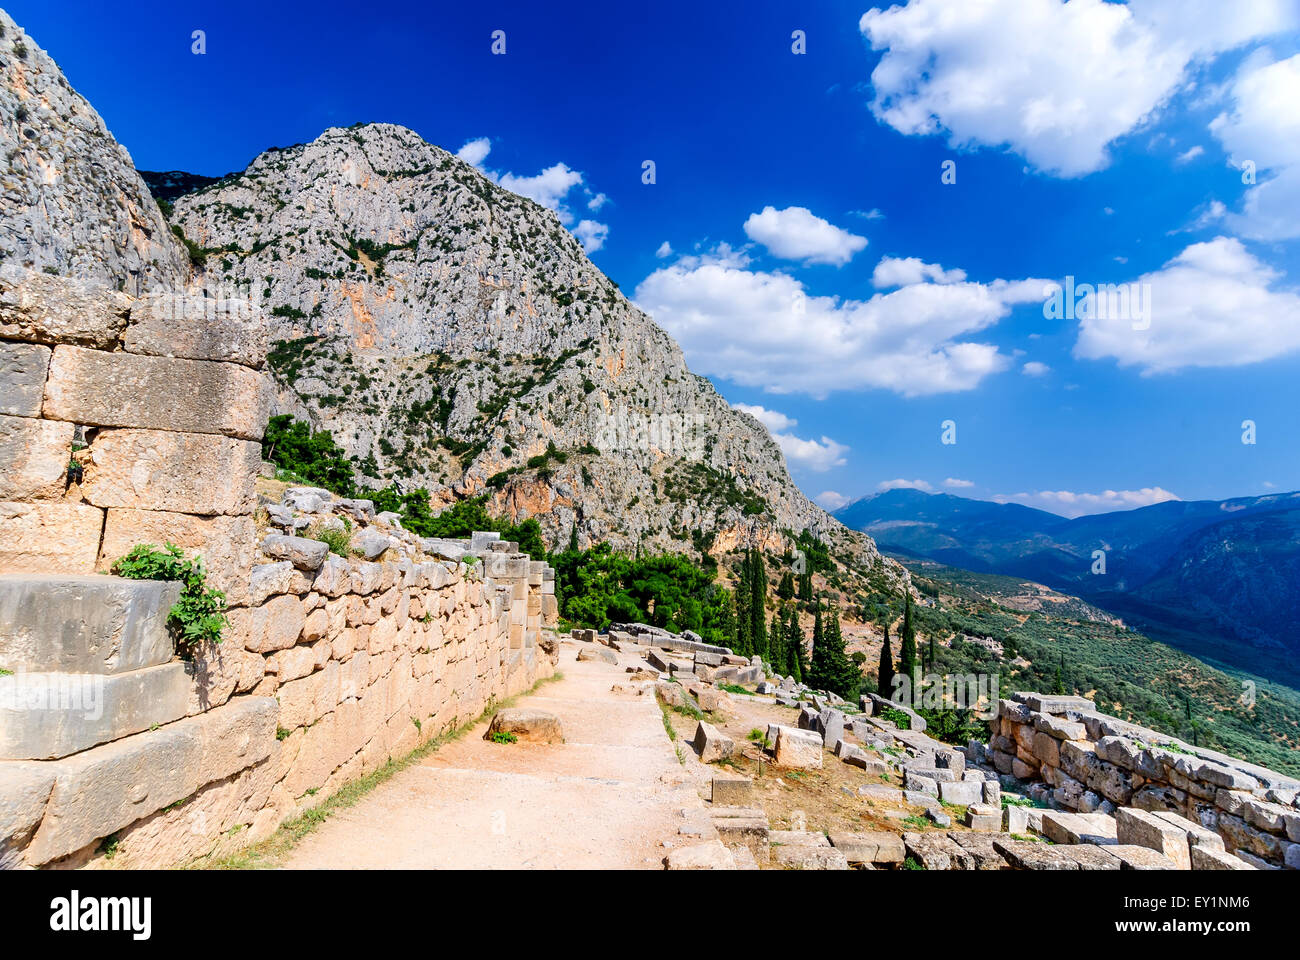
[163,122,898,577]
[837,488,1300,685]
[0,8,187,293]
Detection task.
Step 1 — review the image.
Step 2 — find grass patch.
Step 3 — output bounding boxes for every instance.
[191,671,563,869]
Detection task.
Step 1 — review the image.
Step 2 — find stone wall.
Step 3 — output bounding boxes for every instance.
[981,693,1300,868]
[0,272,557,868]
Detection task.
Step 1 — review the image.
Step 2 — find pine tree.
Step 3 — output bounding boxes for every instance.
[898,593,918,681]
[777,570,795,600]
[785,606,803,682]
[877,619,894,697]
[809,603,857,697]
[750,548,768,661]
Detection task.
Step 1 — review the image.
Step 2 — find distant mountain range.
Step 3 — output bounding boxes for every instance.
[836,488,1300,686]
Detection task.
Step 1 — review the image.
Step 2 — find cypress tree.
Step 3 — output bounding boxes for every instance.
[878,619,894,697]
[750,548,768,660]
[734,554,753,657]
[809,603,856,697]
[777,571,795,600]
[785,606,803,682]
[767,607,784,676]
[898,593,918,681]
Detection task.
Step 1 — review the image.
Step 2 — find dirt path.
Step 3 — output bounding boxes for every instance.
[283,639,701,869]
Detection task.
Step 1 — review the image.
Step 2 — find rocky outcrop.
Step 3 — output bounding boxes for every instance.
[0,9,188,292]
[166,123,899,580]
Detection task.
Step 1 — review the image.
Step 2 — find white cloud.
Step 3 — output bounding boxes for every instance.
[878,478,934,492]
[734,403,797,432]
[1210,52,1300,240]
[742,206,868,266]
[733,403,848,471]
[573,219,610,253]
[1022,361,1051,377]
[944,477,975,488]
[995,486,1181,518]
[636,255,1047,397]
[655,241,673,258]
[859,0,1298,177]
[816,490,852,510]
[455,137,610,247]
[1073,237,1300,373]
[850,208,886,220]
[873,256,967,288]
[456,137,492,167]
[1175,145,1205,164]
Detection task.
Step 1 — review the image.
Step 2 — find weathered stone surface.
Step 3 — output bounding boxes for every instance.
[0,272,134,348]
[829,831,905,864]
[97,510,257,604]
[0,415,72,499]
[577,645,617,665]
[1041,811,1118,846]
[1033,712,1087,741]
[0,501,103,574]
[904,831,975,870]
[0,574,179,674]
[692,721,735,764]
[967,803,1002,831]
[485,708,563,744]
[124,294,269,369]
[260,534,329,571]
[43,346,273,441]
[1057,844,1122,870]
[0,342,51,416]
[1190,844,1256,870]
[81,429,260,515]
[1116,807,1191,869]
[772,844,850,870]
[939,779,983,806]
[663,840,735,869]
[234,594,306,653]
[774,726,823,770]
[1108,843,1178,870]
[0,663,192,760]
[993,837,1080,870]
[191,696,277,785]
[1151,810,1225,852]
[712,775,752,806]
[0,760,56,868]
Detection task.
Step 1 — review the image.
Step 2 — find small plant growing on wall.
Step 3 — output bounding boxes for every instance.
[111,543,229,656]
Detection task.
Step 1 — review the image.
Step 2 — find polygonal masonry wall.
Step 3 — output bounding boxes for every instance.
[0,271,558,869]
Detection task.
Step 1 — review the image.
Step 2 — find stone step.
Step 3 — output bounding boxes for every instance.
[0,574,180,675]
[0,662,191,760]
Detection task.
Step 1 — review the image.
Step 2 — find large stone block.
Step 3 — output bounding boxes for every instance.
[692,721,735,764]
[0,501,103,574]
[0,574,179,674]
[98,510,258,605]
[82,428,260,515]
[774,726,823,769]
[0,415,73,499]
[124,293,269,369]
[0,663,192,760]
[0,271,130,348]
[43,346,273,441]
[0,342,51,416]
[829,831,905,864]
[1116,807,1192,869]
[0,760,57,868]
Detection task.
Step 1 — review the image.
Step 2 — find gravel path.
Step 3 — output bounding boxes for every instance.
[283,640,700,869]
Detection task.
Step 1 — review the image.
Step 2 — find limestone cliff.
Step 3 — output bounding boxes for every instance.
[167,123,900,580]
[0,8,188,293]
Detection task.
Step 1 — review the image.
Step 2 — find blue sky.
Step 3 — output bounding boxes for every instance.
[11,0,1300,516]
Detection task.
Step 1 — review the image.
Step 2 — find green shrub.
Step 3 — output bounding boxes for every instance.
[489,731,518,744]
[111,543,229,654]
[311,523,352,558]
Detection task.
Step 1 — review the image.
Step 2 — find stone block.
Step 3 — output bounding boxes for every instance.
[0,342,51,416]
[693,721,735,763]
[124,293,269,368]
[43,345,273,441]
[1151,810,1226,852]
[0,760,57,868]
[829,831,905,864]
[0,574,179,674]
[1057,845,1122,870]
[967,803,1003,831]
[0,501,104,574]
[993,837,1079,870]
[0,663,192,760]
[0,271,130,348]
[97,510,258,604]
[1116,807,1192,869]
[81,429,260,515]
[260,533,329,571]
[904,831,975,870]
[485,708,563,744]
[1040,811,1118,846]
[712,776,753,806]
[939,779,983,805]
[1108,844,1179,870]
[774,726,823,769]
[772,845,849,870]
[1190,844,1256,870]
[662,840,735,870]
[0,416,71,501]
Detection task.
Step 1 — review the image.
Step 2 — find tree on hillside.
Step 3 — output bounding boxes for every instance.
[749,548,769,661]
[777,570,795,600]
[878,619,895,698]
[809,603,857,698]
[797,569,813,602]
[785,606,805,682]
[767,607,785,676]
[898,592,918,681]
[733,554,753,657]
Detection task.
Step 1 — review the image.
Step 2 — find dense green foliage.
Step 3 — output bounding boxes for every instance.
[733,548,769,658]
[808,603,859,698]
[262,414,356,493]
[111,544,229,654]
